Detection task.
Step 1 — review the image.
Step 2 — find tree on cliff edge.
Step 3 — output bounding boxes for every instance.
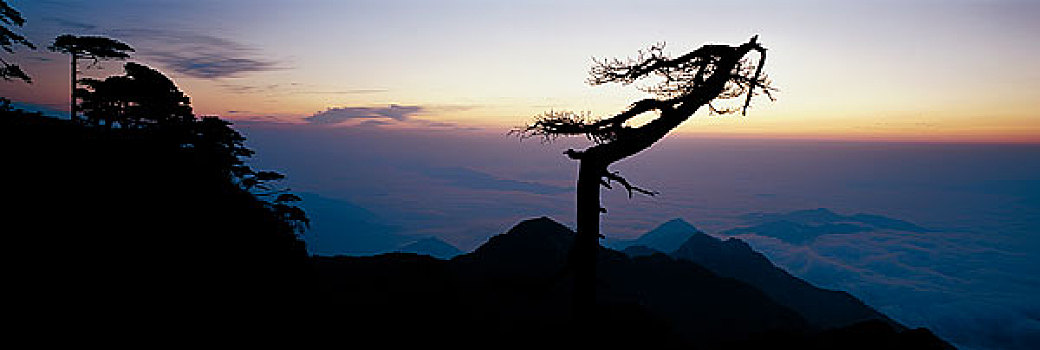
[514,35,775,324]
[49,34,133,122]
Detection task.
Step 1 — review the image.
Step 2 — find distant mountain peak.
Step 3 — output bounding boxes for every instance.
[505,216,575,238]
[451,216,576,276]
[395,237,463,260]
[617,218,702,253]
[464,217,575,257]
[660,217,699,230]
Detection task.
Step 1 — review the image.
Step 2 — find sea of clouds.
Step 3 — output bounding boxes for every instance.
[238,122,1039,349]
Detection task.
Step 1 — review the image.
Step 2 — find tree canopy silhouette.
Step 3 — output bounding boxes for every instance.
[48,34,134,122]
[79,62,193,129]
[193,115,310,233]
[0,0,34,83]
[74,59,308,234]
[515,35,774,322]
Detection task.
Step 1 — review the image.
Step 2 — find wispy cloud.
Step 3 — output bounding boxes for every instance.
[305,104,424,124]
[110,28,284,79]
[218,82,387,96]
[218,83,282,94]
[41,16,282,79]
[44,17,98,31]
[306,89,389,95]
[299,104,484,131]
[153,54,279,79]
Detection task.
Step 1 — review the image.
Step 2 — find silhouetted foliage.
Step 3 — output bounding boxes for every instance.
[4,58,314,337]
[78,62,194,130]
[514,36,774,322]
[0,0,34,83]
[2,111,308,340]
[48,34,134,121]
[193,116,255,177]
[190,115,308,232]
[76,60,308,233]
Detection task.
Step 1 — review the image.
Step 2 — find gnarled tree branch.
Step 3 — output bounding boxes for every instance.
[515,36,777,326]
[602,170,658,198]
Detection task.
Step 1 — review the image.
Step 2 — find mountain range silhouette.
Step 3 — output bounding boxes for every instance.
[3,111,953,348]
[316,217,953,348]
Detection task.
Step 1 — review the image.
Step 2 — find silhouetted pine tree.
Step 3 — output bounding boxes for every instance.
[515,36,775,324]
[0,0,35,83]
[48,34,133,122]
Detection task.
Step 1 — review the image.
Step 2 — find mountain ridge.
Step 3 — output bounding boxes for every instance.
[674,231,902,331]
[606,218,701,251]
[315,216,951,348]
[612,215,904,331]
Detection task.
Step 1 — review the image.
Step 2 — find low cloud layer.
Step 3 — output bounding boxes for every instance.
[235,121,1040,350]
[728,220,1040,350]
[304,104,424,125]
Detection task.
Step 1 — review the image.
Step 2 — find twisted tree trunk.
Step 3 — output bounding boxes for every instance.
[572,159,605,325]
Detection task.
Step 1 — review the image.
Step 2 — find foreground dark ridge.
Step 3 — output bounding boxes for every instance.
[317,217,954,349]
[4,110,312,339]
[3,111,953,348]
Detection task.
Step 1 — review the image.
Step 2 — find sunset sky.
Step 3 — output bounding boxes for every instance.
[4,0,1039,142]
[5,3,1040,347]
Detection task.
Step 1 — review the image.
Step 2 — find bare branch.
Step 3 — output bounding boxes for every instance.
[742,44,767,115]
[512,98,678,145]
[602,170,658,198]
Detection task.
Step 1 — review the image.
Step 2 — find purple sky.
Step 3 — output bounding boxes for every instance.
[5,0,1040,141]
[3,1,1039,348]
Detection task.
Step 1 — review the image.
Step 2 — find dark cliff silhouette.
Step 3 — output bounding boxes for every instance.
[3,68,308,340]
[514,36,775,323]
